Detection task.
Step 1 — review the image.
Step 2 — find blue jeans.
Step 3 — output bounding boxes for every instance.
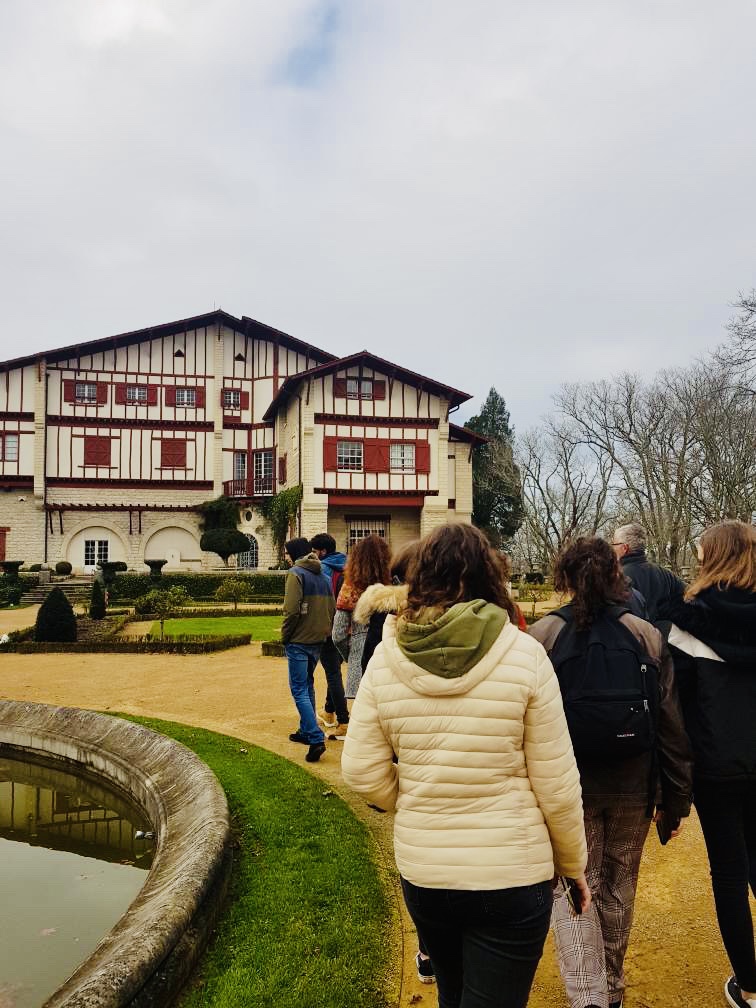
[401,878,552,1008]
[284,643,325,744]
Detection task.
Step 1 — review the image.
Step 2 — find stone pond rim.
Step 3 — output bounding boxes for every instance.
[0,700,232,1008]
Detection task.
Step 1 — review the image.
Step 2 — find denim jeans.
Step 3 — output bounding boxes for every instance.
[401,877,552,1008]
[695,778,756,992]
[284,643,325,745]
[319,637,349,724]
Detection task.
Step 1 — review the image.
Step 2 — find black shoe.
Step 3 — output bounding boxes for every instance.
[288,731,309,745]
[725,976,756,1008]
[305,743,326,763]
[609,1001,623,1008]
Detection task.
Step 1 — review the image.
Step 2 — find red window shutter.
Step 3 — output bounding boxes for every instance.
[415,440,431,474]
[364,439,390,473]
[333,378,347,397]
[165,386,177,406]
[84,436,112,466]
[323,437,338,471]
[278,453,287,485]
[161,439,187,468]
[114,384,127,405]
[96,383,108,404]
[195,386,205,408]
[147,385,158,406]
[372,380,386,400]
[63,380,76,403]
[240,391,250,410]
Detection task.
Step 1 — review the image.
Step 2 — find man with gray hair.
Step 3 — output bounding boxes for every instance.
[611,522,685,625]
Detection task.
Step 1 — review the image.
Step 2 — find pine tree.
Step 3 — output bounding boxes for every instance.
[466,388,524,546]
[35,587,77,642]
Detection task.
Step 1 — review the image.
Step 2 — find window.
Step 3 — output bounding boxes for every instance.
[83,436,112,467]
[0,434,18,462]
[254,449,274,493]
[222,390,241,409]
[160,439,187,468]
[337,441,363,471]
[237,534,259,569]
[175,387,196,407]
[390,443,415,471]
[346,518,388,551]
[233,451,247,482]
[126,385,148,403]
[75,382,98,403]
[346,378,374,400]
[84,539,109,566]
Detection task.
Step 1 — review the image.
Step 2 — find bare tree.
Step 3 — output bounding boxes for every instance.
[718,289,756,391]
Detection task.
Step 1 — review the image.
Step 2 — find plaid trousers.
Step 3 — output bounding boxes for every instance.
[552,803,651,1008]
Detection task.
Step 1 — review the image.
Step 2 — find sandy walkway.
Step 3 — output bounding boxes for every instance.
[0,614,743,1007]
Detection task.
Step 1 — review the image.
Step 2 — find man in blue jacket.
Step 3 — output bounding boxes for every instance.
[309,533,350,737]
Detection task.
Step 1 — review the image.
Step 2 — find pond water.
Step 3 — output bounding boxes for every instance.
[0,754,154,1008]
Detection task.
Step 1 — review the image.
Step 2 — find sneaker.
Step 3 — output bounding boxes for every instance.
[305,742,326,763]
[726,976,756,1008]
[288,731,310,744]
[318,711,338,729]
[328,723,350,741]
[416,952,435,984]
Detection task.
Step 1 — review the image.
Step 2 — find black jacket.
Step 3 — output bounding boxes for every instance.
[662,587,756,782]
[620,550,685,625]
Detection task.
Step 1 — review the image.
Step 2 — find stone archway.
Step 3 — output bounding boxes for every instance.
[236,534,259,570]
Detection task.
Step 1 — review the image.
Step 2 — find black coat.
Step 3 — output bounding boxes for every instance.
[663,587,756,782]
[620,550,685,624]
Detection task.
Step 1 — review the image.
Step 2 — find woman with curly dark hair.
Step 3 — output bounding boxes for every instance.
[343,523,589,1008]
[529,536,692,1008]
[332,534,392,703]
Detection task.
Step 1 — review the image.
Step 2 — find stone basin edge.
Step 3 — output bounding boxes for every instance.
[0,700,233,1008]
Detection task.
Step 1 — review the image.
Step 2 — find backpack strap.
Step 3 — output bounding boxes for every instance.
[552,604,573,623]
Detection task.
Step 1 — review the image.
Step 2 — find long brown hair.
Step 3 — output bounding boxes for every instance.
[343,534,392,594]
[553,537,630,630]
[391,540,420,584]
[686,520,756,600]
[405,523,516,622]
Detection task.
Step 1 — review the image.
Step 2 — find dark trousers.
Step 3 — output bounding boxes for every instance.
[401,877,552,1008]
[695,778,756,992]
[319,637,349,724]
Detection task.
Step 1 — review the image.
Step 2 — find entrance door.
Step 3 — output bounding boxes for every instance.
[236,535,258,569]
[0,529,7,562]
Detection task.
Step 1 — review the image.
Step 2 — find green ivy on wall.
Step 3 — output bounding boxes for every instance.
[256,485,303,561]
[197,496,241,531]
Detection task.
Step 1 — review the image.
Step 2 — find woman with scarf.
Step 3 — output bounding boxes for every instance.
[659,520,756,1008]
[342,522,589,1008]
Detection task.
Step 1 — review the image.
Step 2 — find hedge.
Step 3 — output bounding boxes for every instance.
[112,571,286,602]
[1,633,252,654]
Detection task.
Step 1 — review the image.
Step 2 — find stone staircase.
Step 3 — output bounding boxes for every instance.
[21,577,95,607]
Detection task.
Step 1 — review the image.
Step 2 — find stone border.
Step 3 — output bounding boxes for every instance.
[0,700,232,1008]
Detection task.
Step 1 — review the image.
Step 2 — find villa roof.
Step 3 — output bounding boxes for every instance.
[262,350,472,421]
[0,309,336,373]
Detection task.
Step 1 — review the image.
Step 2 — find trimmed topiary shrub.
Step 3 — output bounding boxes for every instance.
[89,580,106,620]
[1,561,24,581]
[35,587,77,642]
[114,571,286,602]
[55,561,73,576]
[200,529,250,567]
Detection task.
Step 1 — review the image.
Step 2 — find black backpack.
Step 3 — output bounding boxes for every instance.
[549,604,660,761]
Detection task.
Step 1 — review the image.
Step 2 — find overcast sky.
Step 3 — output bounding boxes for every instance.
[1,0,754,428]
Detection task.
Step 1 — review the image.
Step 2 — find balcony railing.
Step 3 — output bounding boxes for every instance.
[223,477,275,498]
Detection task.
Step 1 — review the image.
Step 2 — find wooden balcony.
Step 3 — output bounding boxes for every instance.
[223,477,275,498]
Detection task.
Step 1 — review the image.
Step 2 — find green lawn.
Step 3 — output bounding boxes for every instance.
[150,616,282,640]
[122,717,392,1008]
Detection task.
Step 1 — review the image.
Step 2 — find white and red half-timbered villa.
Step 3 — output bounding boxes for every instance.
[0,310,482,571]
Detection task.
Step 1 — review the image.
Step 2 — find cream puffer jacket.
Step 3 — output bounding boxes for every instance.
[341,613,587,890]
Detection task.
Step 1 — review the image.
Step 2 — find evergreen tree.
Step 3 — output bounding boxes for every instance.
[466,388,524,546]
[200,529,251,567]
[89,579,106,620]
[35,587,77,642]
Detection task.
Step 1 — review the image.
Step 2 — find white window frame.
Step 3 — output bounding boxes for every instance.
[346,378,373,400]
[233,451,247,482]
[390,442,415,472]
[253,449,274,493]
[0,433,19,462]
[126,385,148,403]
[84,539,109,566]
[337,441,363,471]
[222,389,241,410]
[75,382,98,403]
[175,387,197,407]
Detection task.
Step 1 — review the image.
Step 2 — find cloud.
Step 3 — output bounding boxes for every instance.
[0,0,754,428]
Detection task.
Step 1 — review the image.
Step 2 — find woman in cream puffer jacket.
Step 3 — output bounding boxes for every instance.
[342,524,588,1008]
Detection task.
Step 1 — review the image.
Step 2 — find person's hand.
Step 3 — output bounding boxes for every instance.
[654,809,684,840]
[573,874,592,913]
